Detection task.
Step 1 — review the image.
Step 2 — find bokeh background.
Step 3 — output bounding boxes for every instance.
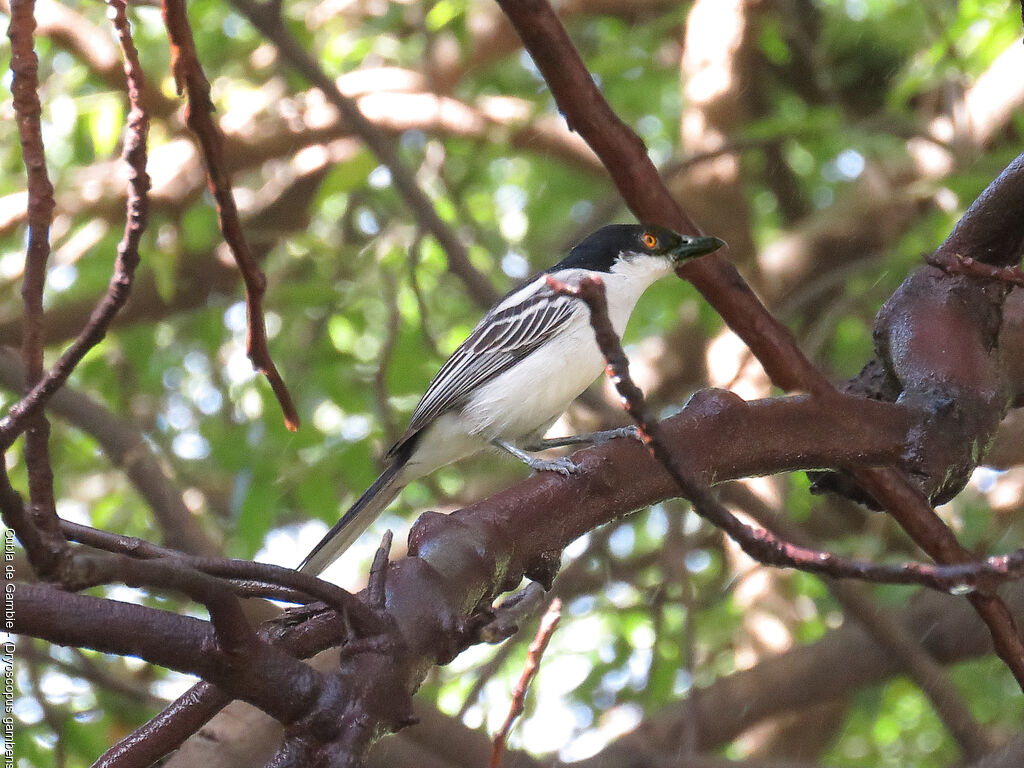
[2,0,1024,766]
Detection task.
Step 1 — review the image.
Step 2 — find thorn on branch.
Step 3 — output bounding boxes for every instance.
[368,529,393,612]
[927,251,1024,287]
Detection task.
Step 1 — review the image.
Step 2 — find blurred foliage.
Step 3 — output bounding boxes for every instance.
[1,0,1022,765]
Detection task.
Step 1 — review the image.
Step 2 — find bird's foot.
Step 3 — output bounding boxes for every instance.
[491,439,580,476]
[524,455,579,476]
[527,425,641,450]
[587,425,640,445]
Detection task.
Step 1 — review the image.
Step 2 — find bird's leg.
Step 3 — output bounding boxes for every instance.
[491,439,578,476]
[525,425,641,450]
[493,427,640,476]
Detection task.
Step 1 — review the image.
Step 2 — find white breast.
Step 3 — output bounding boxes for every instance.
[461,256,672,441]
[462,308,605,439]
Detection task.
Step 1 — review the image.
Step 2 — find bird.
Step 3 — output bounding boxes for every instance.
[298,224,725,574]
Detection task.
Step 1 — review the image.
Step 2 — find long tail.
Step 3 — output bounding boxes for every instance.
[298,463,406,575]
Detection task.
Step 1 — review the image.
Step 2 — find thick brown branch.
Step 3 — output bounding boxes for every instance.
[93,389,928,767]
[12,583,336,725]
[192,391,1003,762]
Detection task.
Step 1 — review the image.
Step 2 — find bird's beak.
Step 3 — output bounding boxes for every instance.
[670,235,726,262]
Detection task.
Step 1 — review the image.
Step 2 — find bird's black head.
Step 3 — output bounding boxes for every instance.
[554,224,724,273]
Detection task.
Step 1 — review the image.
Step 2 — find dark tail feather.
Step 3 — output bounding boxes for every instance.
[298,463,406,575]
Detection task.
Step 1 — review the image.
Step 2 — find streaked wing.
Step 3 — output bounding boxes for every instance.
[402,281,579,436]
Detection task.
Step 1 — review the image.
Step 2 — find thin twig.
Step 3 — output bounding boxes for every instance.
[161,0,299,431]
[488,598,562,768]
[457,584,549,719]
[7,0,67,575]
[0,0,151,451]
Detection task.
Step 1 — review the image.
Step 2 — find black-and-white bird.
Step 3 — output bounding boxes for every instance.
[299,224,724,574]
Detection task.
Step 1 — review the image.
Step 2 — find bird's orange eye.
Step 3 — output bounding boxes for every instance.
[641,232,658,249]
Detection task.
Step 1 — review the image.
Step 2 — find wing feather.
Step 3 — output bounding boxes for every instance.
[393,282,579,449]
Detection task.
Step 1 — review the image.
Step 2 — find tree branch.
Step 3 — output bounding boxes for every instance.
[61,520,386,633]
[547,274,1024,595]
[0,348,219,556]
[488,598,561,768]
[6,0,67,576]
[0,0,151,451]
[162,0,299,431]
[12,583,337,726]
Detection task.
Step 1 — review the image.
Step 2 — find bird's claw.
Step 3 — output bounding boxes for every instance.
[528,456,579,476]
[590,425,640,445]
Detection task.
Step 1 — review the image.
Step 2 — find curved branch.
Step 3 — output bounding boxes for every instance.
[7,0,67,575]
[163,0,298,431]
[12,583,332,725]
[61,520,387,632]
[0,0,151,451]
